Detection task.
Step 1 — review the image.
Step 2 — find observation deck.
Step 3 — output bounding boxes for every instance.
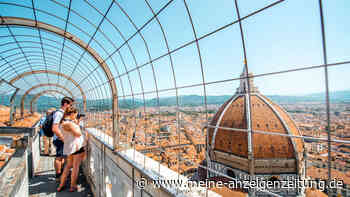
[0,0,349,197]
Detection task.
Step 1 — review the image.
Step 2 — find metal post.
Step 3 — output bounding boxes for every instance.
[203,126,211,180]
[113,94,120,151]
[318,1,332,196]
[233,2,255,196]
[9,88,20,125]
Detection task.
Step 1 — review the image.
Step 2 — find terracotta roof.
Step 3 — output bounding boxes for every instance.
[0,145,5,152]
[0,155,6,161]
[0,106,10,123]
[208,94,304,159]
[209,187,248,197]
[12,114,41,127]
[208,96,248,157]
[0,144,16,172]
[207,73,305,175]
[5,148,15,154]
[307,166,350,185]
[305,188,327,197]
[207,176,248,197]
[268,95,304,156]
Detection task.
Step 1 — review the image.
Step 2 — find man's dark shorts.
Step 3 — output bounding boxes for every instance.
[53,139,64,157]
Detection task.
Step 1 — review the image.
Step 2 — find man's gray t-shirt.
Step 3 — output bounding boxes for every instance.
[52,109,64,141]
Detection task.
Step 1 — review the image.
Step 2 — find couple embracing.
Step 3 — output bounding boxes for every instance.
[56,103,87,192]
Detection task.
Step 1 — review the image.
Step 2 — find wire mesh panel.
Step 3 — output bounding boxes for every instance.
[0,0,349,196]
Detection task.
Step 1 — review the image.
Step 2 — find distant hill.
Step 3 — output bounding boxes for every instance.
[116,90,350,109]
[2,90,349,111]
[268,90,350,104]
[144,95,232,107]
[0,94,79,112]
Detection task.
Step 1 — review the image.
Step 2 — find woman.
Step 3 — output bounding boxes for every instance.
[57,106,86,192]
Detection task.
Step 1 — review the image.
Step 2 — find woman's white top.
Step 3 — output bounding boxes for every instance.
[61,119,85,156]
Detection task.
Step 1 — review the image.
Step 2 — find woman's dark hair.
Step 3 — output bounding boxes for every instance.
[62,106,78,122]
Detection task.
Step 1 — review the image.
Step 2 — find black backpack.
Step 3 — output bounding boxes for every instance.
[42,110,60,137]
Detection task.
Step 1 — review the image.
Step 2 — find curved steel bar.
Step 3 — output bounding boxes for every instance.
[53,0,72,87]
[20,83,75,117]
[69,0,174,94]
[5,0,118,92]
[1,19,43,86]
[2,66,83,92]
[1,58,86,81]
[0,45,104,90]
[83,0,139,149]
[9,70,87,116]
[30,89,69,113]
[0,51,102,88]
[118,0,180,172]
[111,0,160,154]
[0,32,110,88]
[182,0,210,180]
[0,38,100,71]
[0,16,118,123]
[39,92,61,112]
[0,78,18,89]
[0,53,31,87]
[23,83,74,98]
[104,1,145,150]
[233,0,255,179]
[30,0,50,85]
[0,51,103,98]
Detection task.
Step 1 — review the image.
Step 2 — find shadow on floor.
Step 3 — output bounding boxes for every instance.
[29,156,93,197]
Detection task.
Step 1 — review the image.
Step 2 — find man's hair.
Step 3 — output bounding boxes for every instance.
[61,97,74,106]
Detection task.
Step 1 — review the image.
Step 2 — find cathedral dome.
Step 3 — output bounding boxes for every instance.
[207,67,304,175]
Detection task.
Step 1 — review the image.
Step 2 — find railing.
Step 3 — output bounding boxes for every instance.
[0,144,29,197]
[83,128,174,197]
[0,123,40,197]
[0,121,217,197]
[0,125,41,178]
[83,128,221,197]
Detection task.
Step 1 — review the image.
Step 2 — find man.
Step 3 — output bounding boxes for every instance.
[52,97,74,178]
[39,108,55,155]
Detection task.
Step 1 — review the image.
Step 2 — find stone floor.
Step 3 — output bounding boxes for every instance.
[29,155,93,197]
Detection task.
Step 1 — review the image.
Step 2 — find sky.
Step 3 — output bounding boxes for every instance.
[0,0,349,101]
